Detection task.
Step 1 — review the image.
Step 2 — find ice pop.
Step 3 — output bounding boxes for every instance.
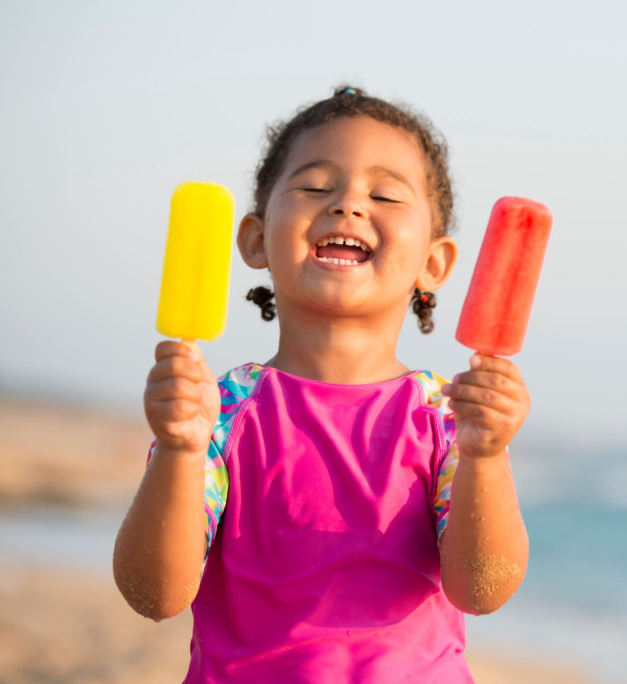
[455,196,552,356]
[156,182,235,341]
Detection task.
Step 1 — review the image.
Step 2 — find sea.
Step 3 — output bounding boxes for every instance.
[465,442,627,684]
[1,442,625,683]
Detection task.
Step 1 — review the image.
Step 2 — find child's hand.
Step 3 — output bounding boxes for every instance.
[144,341,221,454]
[441,353,530,459]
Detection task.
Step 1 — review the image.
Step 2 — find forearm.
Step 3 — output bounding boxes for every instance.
[440,450,528,615]
[113,444,207,620]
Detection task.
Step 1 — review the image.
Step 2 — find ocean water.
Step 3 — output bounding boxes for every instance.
[1,445,625,683]
[464,444,627,684]
[466,501,627,684]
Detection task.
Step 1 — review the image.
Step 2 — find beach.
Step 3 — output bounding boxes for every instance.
[0,397,596,684]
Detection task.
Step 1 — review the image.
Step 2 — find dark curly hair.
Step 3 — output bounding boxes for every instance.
[247,85,455,333]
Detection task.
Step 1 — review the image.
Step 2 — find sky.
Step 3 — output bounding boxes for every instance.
[1,0,626,452]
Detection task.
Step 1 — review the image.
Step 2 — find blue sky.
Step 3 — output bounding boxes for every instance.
[1,0,626,450]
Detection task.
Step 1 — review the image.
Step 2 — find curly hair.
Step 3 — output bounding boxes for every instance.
[247,85,456,333]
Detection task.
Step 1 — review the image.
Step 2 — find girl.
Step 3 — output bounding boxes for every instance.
[114,86,530,683]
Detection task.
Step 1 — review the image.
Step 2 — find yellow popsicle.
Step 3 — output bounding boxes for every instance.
[156,182,235,341]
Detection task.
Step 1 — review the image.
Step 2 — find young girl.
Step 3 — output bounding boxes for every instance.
[113,86,530,683]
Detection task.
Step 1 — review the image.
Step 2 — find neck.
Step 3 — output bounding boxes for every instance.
[265,302,411,385]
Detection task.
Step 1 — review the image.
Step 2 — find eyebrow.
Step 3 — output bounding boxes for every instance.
[287,160,335,179]
[369,165,414,192]
[288,160,415,193]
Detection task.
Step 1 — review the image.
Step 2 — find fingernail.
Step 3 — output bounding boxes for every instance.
[452,374,460,383]
[470,355,481,369]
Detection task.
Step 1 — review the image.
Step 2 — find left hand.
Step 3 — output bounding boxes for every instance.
[441,353,531,458]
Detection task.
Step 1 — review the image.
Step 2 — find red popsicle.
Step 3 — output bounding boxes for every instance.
[455,197,552,356]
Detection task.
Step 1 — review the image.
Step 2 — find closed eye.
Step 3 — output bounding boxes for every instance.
[372,196,401,203]
[302,187,330,193]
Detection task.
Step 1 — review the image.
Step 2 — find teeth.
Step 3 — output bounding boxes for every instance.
[316,254,362,266]
[316,236,371,250]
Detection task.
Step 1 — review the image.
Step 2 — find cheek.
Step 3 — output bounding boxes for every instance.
[263,233,308,288]
[266,218,312,266]
[380,223,428,279]
[380,244,413,277]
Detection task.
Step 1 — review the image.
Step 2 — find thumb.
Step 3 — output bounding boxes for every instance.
[181,339,215,384]
[180,339,201,358]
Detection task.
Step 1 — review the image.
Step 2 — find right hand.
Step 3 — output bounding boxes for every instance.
[144,341,221,454]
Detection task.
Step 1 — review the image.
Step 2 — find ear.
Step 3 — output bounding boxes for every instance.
[237,213,269,270]
[415,236,458,292]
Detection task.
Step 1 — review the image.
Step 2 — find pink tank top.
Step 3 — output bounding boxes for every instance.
[181,365,474,683]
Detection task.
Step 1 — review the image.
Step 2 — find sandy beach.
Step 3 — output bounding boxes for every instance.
[0,397,592,684]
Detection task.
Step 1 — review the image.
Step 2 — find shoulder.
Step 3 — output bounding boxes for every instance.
[212,363,265,454]
[410,370,453,413]
[217,362,265,395]
[409,370,456,443]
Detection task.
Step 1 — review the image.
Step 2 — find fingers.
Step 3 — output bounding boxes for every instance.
[440,354,530,458]
[149,377,202,403]
[154,340,216,384]
[145,342,220,452]
[148,397,203,425]
[155,340,199,363]
[447,370,521,403]
[147,341,209,409]
[441,398,519,433]
[468,353,524,384]
[443,384,519,418]
[441,354,530,417]
[149,353,203,384]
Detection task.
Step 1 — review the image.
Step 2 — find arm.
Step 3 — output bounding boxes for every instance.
[113,341,221,621]
[439,353,530,615]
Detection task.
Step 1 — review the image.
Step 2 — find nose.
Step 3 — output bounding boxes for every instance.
[328,190,367,219]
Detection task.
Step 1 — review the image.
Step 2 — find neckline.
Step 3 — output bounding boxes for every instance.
[251,363,418,388]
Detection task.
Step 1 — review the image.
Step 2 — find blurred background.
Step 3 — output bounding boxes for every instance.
[1,1,626,682]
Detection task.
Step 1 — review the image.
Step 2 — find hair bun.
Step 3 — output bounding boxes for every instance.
[411,289,436,334]
[246,286,277,321]
[333,85,363,98]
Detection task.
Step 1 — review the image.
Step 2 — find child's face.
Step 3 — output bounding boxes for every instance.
[239,115,456,320]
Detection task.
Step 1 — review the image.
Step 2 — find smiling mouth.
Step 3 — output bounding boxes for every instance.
[314,236,372,265]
